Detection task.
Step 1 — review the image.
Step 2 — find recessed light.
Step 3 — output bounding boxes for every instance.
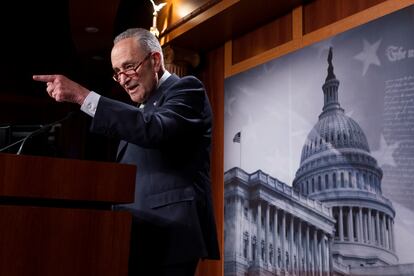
[92,55,104,61]
[85,27,99,33]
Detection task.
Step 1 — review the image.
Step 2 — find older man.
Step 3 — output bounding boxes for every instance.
[33,28,220,275]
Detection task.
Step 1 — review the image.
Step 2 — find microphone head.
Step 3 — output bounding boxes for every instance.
[65,110,78,120]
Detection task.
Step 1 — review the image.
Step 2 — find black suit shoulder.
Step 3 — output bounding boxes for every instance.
[91,74,211,148]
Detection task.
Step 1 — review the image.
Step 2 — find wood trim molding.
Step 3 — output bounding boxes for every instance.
[224,40,233,77]
[160,0,240,46]
[302,0,414,47]
[225,0,414,78]
[292,6,303,40]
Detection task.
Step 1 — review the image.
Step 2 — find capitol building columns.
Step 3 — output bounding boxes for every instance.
[330,206,396,252]
[313,228,318,275]
[328,236,334,276]
[358,207,363,243]
[246,200,336,273]
[390,216,394,251]
[382,213,387,248]
[224,170,336,275]
[297,220,302,275]
[281,209,286,271]
[265,202,270,266]
[338,207,344,241]
[368,208,373,245]
[256,201,262,266]
[273,207,278,267]
[363,209,368,243]
[348,207,354,242]
[376,211,381,246]
[235,196,242,259]
[305,223,310,274]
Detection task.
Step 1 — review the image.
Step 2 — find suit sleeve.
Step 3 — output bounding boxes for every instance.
[90,76,211,148]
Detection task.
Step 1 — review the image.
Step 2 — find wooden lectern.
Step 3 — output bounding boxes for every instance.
[0,153,136,276]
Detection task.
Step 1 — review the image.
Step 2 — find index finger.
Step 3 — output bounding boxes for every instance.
[33,75,57,82]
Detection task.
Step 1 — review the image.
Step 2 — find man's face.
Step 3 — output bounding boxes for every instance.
[111,37,159,103]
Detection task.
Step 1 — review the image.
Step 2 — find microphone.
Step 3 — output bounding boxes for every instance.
[0,111,77,155]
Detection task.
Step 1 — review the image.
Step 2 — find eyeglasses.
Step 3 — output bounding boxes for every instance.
[112,52,152,82]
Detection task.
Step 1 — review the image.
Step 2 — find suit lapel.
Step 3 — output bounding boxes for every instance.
[116,140,128,162]
[144,74,179,111]
[116,74,180,161]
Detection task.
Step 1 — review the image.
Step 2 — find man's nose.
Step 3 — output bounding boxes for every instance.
[118,74,130,85]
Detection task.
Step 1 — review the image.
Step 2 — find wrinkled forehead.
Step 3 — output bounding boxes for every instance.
[111,38,144,67]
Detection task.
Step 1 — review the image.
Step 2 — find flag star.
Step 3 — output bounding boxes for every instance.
[239,86,255,96]
[345,109,354,118]
[354,39,382,76]
[371,135,399,167]
[225,95,236,116]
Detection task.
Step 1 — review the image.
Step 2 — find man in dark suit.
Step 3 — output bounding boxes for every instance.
[33,28,220,275]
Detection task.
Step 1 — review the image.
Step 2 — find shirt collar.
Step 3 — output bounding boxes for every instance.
[157,70,171,89]
[138,70,171,109]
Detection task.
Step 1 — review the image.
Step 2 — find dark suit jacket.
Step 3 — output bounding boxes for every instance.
[90,74,220,265]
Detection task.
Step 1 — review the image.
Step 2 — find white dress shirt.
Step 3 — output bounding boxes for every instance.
[81,70,171,117]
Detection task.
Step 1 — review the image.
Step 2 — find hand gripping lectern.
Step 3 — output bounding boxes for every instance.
[0,153,136,276]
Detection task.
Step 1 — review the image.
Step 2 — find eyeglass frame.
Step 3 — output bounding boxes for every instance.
[112,52,153,82]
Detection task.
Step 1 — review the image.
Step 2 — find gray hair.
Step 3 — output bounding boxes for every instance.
[114,28,164,66]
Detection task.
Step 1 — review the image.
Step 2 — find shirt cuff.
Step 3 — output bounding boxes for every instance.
[80,91,101,117]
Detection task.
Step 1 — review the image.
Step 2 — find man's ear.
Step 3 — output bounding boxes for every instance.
[152,52,162,72]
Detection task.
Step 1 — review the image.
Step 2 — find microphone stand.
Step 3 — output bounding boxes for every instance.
[0,136,28,153]
[0,111,76,155]
[16,124,52,155]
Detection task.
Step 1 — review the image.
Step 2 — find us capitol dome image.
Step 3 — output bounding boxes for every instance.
[224,48,414,276]
[292,47,397,270]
